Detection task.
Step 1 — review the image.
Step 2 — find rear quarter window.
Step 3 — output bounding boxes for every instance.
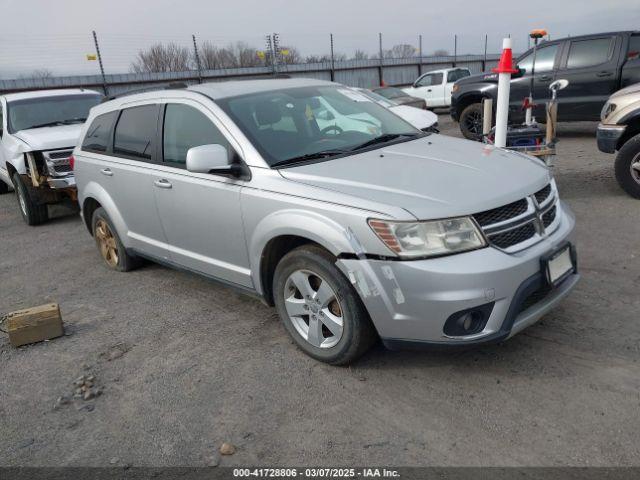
[81,111,117,153]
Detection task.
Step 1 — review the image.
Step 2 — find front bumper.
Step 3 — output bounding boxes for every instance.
[596,124,626,153]
[47,175,76,190]
[336,202,579,347]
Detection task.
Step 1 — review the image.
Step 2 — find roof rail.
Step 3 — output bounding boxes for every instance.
[100,81,188,103]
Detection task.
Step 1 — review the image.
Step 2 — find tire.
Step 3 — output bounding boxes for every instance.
[614,133,640,199]
[11,172,48,225]
[459,102,484,141]
[273,244,377,365]
[91,207,142,272]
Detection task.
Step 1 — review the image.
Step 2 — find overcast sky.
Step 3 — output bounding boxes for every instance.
[1,0,639,78]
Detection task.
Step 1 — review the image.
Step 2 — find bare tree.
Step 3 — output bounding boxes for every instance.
[353,50,370,60]
[433,49,450,56]
[278,46,302,65]
[384,44,417,59]
[19,69,54,79]
[200,41,263,69]
[131,43,193,73]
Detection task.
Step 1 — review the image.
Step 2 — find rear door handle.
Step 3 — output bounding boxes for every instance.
[596,71,613,77]
[154,179,172,189]
[100,168,113,176]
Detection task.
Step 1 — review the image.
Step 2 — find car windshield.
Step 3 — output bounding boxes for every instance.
[374,87,406,99]
[7,94,102,133]
[217,85,423,167]
[356,89,398,107]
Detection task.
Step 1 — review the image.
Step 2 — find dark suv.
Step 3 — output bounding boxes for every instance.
[451,31,640,139]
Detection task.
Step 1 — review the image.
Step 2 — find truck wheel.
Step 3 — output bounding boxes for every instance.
[273,244,377,365]
[11,172,48,225]
[615,133,640,199]
[459,102,483,140]
[91,207,142,272]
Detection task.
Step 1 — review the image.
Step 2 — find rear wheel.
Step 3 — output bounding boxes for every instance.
[91,207,142,271]
[273,245,377,365]
[614,133,640,199]
[459,102,483,141]
[11,172,48,225]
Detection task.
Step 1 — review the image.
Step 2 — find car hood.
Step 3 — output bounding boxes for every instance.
[279,135,551,219]
[609,83,640,101]
[12,124,83,151]
[455,72,498,86]
[390,105,437,129]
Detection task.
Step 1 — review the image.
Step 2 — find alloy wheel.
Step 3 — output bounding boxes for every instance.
[631,152,640,185]
[464,110,482,135]
[283,269,344,349]
[95,219,119,267]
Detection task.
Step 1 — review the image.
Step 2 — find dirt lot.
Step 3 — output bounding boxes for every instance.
[1,116,639,467]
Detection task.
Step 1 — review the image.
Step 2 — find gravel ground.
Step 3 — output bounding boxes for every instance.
[0,116,639,467]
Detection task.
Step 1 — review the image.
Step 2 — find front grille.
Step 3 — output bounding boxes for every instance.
[542,206,556,227]
[520,284,553,313]
[490,223,536,249]
[47,150,73,160]
[473,198,528,227]
[54,164,73,173]
[534,184,552,204]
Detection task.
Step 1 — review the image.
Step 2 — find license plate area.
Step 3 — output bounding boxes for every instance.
[542,243,576,287]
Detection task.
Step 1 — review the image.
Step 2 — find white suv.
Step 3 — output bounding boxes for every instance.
[0,89,102,224]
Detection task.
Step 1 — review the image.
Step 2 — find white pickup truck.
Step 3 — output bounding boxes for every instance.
[0,89,101,224]
[402,67,471,108]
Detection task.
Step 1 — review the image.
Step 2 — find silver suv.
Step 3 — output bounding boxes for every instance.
[74,79,579,364]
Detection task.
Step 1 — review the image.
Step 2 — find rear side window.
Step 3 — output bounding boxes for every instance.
[567,37,613,69]
[82,111,117,153]
[113,105,158,161]
[162,104,231,166]
[447,69,470,82]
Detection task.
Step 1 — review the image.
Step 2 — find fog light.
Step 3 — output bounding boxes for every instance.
[443,303,494,337]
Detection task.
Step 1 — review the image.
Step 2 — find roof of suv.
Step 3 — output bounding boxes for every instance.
[188,78,335,99]
[2,88,100,102]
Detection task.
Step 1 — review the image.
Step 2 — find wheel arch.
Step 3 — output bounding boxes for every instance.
[80,181,128,242]
[617,117,640,151]
[454,92,490,118]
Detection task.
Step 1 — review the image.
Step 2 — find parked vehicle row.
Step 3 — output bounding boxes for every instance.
[70,78,578,364]
[0,89,101,224]
[452,30,640,139]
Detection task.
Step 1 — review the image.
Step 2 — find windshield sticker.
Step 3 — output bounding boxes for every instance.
[337,88,372,102]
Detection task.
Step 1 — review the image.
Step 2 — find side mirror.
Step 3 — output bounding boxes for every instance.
[549,79,569,91]
[186,144,242,177]
[512,67,525,78]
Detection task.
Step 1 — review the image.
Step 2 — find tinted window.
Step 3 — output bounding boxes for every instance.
[113,105,158,161]
[627,35,640,60]
[416,73,443,87]
[518,44,559,73]
[82,111,117,153]
[163,104,230,166]
[567,38,612,69]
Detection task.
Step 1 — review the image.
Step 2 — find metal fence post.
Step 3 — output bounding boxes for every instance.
[453,34,457,67]
[192,34,203,83]
[92,30,108,96]
[378,32,383,85]
[330,33,335,82]
[483,34,488,71]
[418,34,423,76]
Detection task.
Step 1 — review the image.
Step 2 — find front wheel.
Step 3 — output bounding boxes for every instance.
[11,172,48,225]
[91,207,142,271]
[273,245,377,365]
[615,133,640,199]
[459,102,483,141]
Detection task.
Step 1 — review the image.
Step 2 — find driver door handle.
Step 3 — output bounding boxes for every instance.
[154,179,172,189]
[596,71,613,77]
[100,168,113,176]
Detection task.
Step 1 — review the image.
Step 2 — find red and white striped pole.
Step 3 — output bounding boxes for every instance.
[492,38,518,148]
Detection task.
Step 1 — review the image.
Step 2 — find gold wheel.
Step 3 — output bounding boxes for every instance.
[95,218,119,268]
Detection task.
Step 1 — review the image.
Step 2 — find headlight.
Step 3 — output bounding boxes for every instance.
[368,217,486,258]
[600,102,616,121]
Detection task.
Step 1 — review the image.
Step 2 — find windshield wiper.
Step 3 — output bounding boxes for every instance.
[271,149,349,168]
[60,117,87,124]
[26,121,66,129]
[349,133,422,152]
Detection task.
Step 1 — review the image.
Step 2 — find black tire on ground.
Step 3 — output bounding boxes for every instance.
[459,102,484,141]
[91,207,142,272]
[0,180,9,194]
[614,133,640,199]
[273,244,377,365]
[11,172,48,225]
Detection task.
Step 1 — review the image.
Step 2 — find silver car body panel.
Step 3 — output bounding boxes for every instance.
[74,79,578,345]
